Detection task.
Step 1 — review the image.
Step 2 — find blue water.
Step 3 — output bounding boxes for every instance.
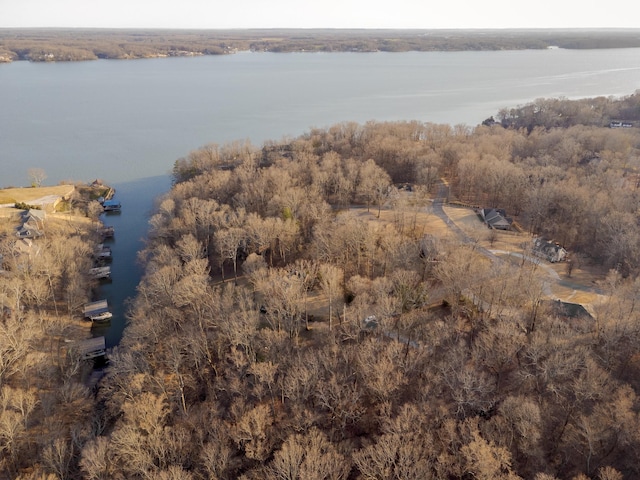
[1,49,639,346]
[2,49,639,187]
[90,175,171,347]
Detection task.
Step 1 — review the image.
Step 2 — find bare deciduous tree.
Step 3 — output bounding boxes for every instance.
[318,263,342,331]
[27,167,47,187]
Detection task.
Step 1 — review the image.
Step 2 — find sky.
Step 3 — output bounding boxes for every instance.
[0,0,638,29]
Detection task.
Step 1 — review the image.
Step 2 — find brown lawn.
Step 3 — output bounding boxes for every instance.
[0,184,76,205]
[349,201,456,240]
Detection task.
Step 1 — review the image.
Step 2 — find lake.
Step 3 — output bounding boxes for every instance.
[1,48,639,346]
[2,49,640,187]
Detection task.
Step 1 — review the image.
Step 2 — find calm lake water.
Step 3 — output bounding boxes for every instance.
[1,49,639,346]
[2,49,640,187]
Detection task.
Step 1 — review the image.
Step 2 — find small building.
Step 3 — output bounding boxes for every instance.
[610,120,634,128]
[546,300,593,320]
[13,238,41,256]
[83,299,113,322]
[102,200,121,212]
[22,209,46,223]
[478,208,512,230]
[99,225,114,238]
[89,266,111,280]
[532,238,567,263]
[76,336,106,360]
[94,244,112,260]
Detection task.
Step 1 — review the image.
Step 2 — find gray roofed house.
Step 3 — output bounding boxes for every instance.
[532,238,567,263]
[16,222,43,239]
[16,209,46,239]
[89,266,111,279]
[83,299,109,317]
[23,209,46,222]
[478,208,512,230]
[83,299,113,322]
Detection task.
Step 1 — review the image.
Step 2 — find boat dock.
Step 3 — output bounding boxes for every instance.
[89,266,111,279]
[83,299,113,322]
[76,336,106,360]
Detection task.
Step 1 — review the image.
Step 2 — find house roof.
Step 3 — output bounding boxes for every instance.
[544,300,593,321]
[76,336,106,359]
[23,209,46,220]
[83,299,109,316]
[533,238,566,254]
[14,238,41,254]
[16,225,43,238]
[479,208,512,229]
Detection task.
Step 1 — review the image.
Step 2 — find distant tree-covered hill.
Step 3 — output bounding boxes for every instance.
[2,28,640,62]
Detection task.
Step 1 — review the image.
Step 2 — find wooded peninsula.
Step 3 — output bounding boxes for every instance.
[2,28,640,62]
[3,91,640,478]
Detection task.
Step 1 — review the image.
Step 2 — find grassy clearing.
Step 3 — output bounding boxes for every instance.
[0,184,76,204]
[351,202,457,240]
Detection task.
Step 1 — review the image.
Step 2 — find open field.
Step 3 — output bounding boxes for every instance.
[0,184,75,206]
[350,202,456,240]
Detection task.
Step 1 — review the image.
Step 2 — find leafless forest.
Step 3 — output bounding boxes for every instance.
[3,92,640,478]
[0,190,112,480]
[2,28,640,62]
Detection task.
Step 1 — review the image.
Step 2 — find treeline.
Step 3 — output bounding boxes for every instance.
[65,93,640,479]
[494,94,640,130]
[2,28,640,62]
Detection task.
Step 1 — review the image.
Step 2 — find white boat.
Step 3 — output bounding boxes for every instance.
[83,299,112,323]
[89,311,113,322]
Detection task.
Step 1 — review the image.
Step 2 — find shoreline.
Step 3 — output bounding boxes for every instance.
[3,28,640,64]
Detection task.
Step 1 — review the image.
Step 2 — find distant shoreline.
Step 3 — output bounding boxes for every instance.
[2,28,640,63]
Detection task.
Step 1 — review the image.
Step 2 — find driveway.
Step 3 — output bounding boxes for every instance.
[433,181,601,302]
